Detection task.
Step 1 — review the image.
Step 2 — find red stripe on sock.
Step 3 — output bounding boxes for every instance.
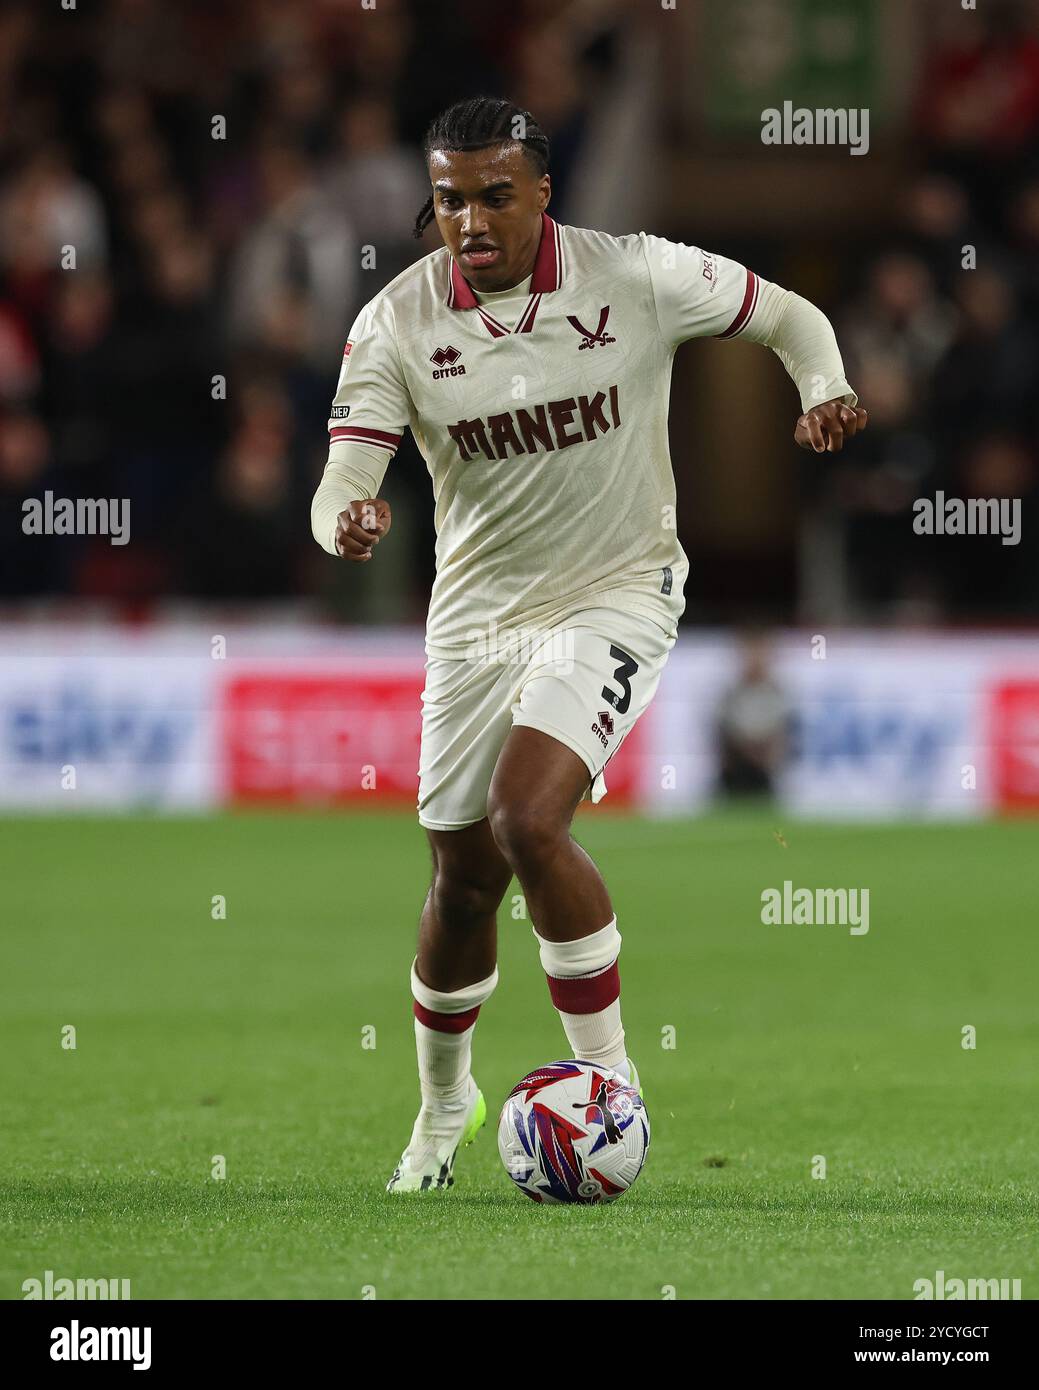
[546,962,620,1015]
[413,1000,480,1034]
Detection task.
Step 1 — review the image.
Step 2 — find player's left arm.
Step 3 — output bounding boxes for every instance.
[738,279,868,454]
[640,234,867,453]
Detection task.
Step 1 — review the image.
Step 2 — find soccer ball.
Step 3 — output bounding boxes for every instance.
[497,1060,650,1204]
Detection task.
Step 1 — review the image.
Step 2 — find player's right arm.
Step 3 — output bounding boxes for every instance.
[310,296,410,563]
[324,490,393,563]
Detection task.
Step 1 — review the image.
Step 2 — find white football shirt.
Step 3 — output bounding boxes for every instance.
[325,214,819,658]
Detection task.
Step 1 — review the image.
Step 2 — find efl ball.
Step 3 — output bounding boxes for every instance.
[497,1060,650,1204]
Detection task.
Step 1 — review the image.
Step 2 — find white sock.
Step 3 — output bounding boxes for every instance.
[534,917,627,1071]
[411,961,497,1127]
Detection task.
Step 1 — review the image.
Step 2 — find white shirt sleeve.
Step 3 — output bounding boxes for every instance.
[312,295,412,555]
[641,233,759,344]
[641,233,857,411]
[740,278,857,413]
[326,295,410,463]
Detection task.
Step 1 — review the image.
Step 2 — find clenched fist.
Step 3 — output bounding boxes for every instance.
[335,498,392,561]
[795,400,868,453]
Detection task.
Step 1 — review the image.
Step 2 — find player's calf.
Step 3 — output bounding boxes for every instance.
[419,821,511,989]
[535,916,628,1074]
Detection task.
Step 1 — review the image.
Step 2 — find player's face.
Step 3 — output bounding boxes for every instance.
[428,143,550,292]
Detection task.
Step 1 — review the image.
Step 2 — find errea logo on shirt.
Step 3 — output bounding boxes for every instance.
[430,345,465,380]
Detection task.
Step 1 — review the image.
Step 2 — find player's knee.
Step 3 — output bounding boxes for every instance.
[432,866,508,928]
[487,796,562,871]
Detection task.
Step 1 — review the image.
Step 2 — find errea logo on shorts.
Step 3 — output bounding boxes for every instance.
[591,710,615,747]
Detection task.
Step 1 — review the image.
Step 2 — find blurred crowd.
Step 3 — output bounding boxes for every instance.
[812,1,1039,622]
[0,0,1037,622]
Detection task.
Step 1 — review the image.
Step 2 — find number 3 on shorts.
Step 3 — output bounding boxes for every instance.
[601,644,639,715]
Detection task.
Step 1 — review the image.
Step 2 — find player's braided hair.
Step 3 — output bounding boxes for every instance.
[412,96,550,239]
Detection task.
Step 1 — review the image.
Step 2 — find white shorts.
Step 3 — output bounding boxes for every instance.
[417,606,675,831]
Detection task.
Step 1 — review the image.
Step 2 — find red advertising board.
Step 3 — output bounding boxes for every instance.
[220,667,642,808]
[222,671,424,804]
[991,680,1039,811]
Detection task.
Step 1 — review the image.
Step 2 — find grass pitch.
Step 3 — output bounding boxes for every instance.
[1,809,1036,1300]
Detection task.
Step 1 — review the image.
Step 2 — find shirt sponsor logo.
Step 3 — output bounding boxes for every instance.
[447,385,621,461]
[330,406,351,419]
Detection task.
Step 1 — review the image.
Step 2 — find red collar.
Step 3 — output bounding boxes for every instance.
[446,213,564,328]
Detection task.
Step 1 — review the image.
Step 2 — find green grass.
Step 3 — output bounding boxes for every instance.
[1,809,1036,1300]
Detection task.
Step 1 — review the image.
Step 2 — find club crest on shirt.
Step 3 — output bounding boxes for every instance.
[566,306,616,349]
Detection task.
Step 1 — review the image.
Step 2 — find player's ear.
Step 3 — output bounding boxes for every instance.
[538,174,551,212]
